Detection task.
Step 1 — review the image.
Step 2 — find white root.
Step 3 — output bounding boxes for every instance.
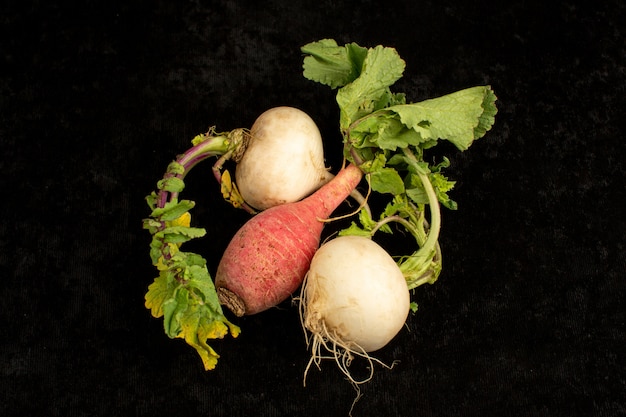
[296,236,410,412]
[235,106,331,210]
[297,271,399,416]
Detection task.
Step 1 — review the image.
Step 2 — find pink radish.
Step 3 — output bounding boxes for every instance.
[215,163,363,316]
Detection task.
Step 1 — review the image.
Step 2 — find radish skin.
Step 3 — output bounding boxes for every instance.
[235,106,333,210]
[215,163,363,316]
[302,235,409,351]
[299,235,410,390]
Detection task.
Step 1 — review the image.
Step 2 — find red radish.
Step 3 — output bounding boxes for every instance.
[215,163,363,316]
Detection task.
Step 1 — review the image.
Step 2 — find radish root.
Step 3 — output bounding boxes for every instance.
[297,272,398,416]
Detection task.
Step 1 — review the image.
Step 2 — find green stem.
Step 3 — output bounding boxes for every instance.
[179,136,230,171]
[415,169,441,258]
[150,129,251,267]
[399,147,442,289]
[370,215,421,242]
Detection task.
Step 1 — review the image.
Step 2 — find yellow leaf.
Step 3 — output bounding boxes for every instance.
[228,181,245,208]
[220,169,246,208]
[201,320,229,340]
[144,272,174,318]
[226,320,241,338]
[169,211,191,228]
[220,170,234,199]
[177,311,221,371]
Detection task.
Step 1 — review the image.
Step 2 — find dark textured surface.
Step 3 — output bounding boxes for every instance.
[1,0,625,416]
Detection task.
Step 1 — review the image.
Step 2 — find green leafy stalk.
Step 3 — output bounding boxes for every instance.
[302,39,498,295]
[143,128,248,370]
[397,149,442,289]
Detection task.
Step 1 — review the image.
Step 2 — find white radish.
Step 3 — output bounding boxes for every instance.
[299,235,410,386]
[235,106,333,210]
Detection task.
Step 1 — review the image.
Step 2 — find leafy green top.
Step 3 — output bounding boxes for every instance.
[143,130,247,370]
[302,39,497,296]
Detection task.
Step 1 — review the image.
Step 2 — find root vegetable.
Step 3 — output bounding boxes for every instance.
[300,235,409,378]
[215,163,363,316]
[235,106,333,210]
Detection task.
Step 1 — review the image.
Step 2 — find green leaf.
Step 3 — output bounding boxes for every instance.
[404,168,457,208]
[350,112,426,150]
[381,194,408,218]
[338,222,373,237]
[430,156,451,173]
[374,90,407,109]
[142,218,163,235]
[301,39,367,88]
[162,288,188,338]
[187,266,223,312]
[358,152,386,173]
[387,86,498,151]
[336,45,405,129]
[148,237,165,265]
[157,176,185,193]
[376,124,424,151]
[145,192,158,211]
[369,167,405,194]
[405,185,428,205]
[155,226,207,244]
[178,251,207,268]
[145,271,177,318]
[166,161,185,175]
[358,205,378,230]
[430,172,457,210]
[150,199,195,221]
[475,87,498,139]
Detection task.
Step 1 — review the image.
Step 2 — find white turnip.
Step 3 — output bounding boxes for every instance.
[234,106,333,210]
[169,106,333,213]
[299,235,410,384]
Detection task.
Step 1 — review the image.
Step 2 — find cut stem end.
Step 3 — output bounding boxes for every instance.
[217,287,246,317]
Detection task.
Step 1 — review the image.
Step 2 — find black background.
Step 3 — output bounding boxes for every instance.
[2,0,625,416]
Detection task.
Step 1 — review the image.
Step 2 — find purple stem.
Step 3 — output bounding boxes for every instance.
[156,135,231,208]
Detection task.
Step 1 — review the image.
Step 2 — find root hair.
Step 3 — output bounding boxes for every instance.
[296,272,397,416]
